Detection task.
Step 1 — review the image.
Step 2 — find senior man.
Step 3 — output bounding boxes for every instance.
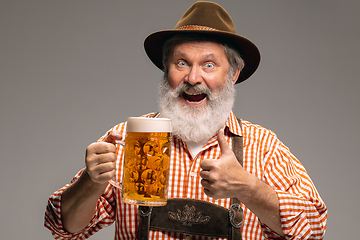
[45,1,327,239]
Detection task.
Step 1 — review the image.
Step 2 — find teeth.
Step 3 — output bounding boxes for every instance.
[184,91,203,95]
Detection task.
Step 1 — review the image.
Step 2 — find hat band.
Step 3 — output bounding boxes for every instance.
[177,25,219,31]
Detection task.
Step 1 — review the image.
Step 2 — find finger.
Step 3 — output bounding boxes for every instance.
[86,151,116,171]
[86,155,116,180]
[87,142,117,155]
[199,168,211,179]
[199,159,212,171]
[203,188,212,198]
[95,151,117,164]
[217,128,232,156]
[202,185,218,199]
[103,130,123,145]
[200,177,212,188]
[95,160,116,174]
[90,168,116,184]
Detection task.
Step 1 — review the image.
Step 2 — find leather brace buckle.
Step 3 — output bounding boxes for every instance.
[229,204,243,229]
[139,206,153,217]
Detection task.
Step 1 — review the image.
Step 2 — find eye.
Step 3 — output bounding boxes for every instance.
[204,62,215,68]
[176,60,187,67]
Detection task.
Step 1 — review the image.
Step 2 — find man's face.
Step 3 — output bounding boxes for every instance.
[159,40,239,142]
[167,41,239,108]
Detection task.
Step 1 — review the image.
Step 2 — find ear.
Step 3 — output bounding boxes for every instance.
[231,68,241,85]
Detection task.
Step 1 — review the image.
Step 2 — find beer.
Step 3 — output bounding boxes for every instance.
[121,117,172,206]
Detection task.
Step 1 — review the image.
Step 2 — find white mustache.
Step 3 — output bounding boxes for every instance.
[173,83,212,99]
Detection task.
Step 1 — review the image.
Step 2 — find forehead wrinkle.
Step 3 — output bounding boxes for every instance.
[171,51,218,62]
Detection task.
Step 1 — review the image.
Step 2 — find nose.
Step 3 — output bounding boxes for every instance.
[185,66,203,85]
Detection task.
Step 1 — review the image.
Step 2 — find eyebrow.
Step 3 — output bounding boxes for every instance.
[203,53,216,60]
[172,51,217,60]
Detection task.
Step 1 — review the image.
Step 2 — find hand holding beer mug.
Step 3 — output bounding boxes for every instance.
[111,117,172,206]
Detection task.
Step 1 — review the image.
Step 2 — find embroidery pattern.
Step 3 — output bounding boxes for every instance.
[168,205,210,227]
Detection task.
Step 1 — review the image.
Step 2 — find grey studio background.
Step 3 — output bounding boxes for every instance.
[1,0,359,239]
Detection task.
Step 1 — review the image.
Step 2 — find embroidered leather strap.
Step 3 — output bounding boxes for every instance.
[150,198,230,238]
[229,117,244,240]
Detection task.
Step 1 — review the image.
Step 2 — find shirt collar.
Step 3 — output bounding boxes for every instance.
[225,111,243,137]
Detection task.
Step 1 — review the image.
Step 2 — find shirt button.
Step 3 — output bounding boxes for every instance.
[190,172,195,177]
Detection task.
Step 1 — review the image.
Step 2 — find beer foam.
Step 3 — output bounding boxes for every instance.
[126,117,172,132]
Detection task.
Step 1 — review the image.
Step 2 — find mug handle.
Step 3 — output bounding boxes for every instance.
[108,140,125,189]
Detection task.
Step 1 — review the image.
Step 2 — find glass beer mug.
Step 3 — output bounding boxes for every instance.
[113,117,172,206]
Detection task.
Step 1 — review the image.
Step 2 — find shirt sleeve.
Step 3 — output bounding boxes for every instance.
[44,169,116,240]
[43,119,133,239]
[260,139,327,239]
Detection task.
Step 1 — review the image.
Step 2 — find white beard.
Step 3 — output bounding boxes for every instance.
[158,75,236,143]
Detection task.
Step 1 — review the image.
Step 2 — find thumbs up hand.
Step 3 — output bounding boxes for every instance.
[200,128,251,200]
[200,129,285,237]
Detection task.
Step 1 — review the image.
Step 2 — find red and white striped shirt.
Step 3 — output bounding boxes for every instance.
[44,112,327,239]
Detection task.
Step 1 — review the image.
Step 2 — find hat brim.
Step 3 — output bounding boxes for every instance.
[144,29,260,84]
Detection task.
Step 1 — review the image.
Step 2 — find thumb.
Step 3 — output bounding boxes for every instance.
[217,128,232,156]
[103,130,123,145]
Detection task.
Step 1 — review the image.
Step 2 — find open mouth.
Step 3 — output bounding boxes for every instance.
[182,92,207,103]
